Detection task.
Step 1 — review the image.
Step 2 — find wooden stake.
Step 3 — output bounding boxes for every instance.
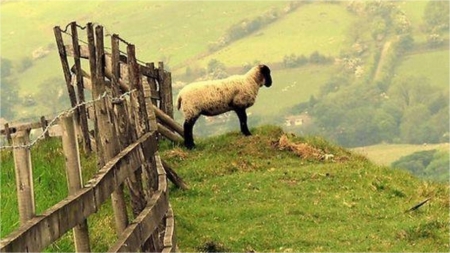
[161,159,189,190]
[71,22,91,153]
[94,25,129,235]
[12,129,35,225]
[4,123,12,145]
[40,116,49,139]
[61,114,91,252]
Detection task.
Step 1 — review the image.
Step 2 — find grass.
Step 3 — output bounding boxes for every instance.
[1,126,449,251]
[160,125,449,252]
[250,64,338,118]
[0,137,117,252]
[197,3,357,68]
[351,143,450,166]
[396,50,450,89]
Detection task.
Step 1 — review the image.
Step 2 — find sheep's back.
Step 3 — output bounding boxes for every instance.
[178,79,238,118]
[178,75,260,119]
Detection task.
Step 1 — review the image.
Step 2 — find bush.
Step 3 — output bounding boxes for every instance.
[16,57,33,73]
[392,150,448,182]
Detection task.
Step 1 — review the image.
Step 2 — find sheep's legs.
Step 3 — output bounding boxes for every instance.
[235,108,252,136]
[183,117,198,149]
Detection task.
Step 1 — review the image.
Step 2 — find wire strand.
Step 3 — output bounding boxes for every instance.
[0,89,136,151]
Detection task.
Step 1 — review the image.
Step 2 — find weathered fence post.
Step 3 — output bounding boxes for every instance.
[71,22,92,153]
[40,116,50,139]
[126,43,149,215]
[146,63,159,107]
[93,25,129,236]
[4,123,12,145]
[54,26,77,108]
[60,113,91,252]
[158,62,173,118]
[12,129,35,225]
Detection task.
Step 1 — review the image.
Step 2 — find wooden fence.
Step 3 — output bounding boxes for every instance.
[0,116,56,145]
[0,21,184,252]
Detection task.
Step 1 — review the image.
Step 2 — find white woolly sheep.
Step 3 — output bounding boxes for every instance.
[177,64,272,149]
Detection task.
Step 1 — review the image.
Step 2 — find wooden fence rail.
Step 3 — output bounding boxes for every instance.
[0,21,179,252]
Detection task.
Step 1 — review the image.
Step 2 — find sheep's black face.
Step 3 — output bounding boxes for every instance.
[259,65,272,87]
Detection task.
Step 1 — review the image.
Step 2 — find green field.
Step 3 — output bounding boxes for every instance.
[197,3,356,68]
[1,126,448,251]
[250,65,338,118]
[395,50,450,89]
[351,143,449,166]
[1,1,287,67]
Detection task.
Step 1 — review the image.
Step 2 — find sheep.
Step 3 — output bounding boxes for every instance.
[176,64,272,149]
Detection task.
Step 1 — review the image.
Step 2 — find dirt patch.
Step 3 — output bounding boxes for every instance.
[275,134,327,161]
[164,147,189,161]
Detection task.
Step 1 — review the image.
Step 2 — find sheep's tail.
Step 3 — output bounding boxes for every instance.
[176,95,182,111]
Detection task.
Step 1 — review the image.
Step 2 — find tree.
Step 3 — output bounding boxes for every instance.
[205,59,228,79]
[425,151,449,182]
[373,109,399,143]
[1,58,12,76]
[388,76,436,110]
[423,0,449,32]
[1,58,19,119]
[392,150,436,176]
[399,104,435,144]
[36,77,68,115]
[16,56,33,73]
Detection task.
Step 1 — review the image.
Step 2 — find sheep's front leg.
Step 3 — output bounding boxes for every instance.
[183,117,198,149]
[235,108,252,136]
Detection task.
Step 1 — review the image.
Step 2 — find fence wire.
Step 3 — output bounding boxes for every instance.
[0,90,136,151]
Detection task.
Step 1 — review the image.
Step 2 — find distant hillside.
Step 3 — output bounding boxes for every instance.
[1,1,448,155]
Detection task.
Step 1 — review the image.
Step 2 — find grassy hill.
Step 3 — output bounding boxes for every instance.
[2,126,448,251]
[162,126,449,252]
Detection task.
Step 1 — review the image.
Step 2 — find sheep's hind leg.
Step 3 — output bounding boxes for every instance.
[235,108,252,136]
[183,117,198,149]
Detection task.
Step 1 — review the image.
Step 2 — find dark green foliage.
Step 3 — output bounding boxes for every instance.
[16,57,33,73]
[423,0,449,32]
[1,57,13,76]
[392,149,449,182]
[283,51,332,68]
[36,77,69,115]
[304,69,448,147]
[1,58,19,119]
[197,241,230,253]
[283,53,308,68]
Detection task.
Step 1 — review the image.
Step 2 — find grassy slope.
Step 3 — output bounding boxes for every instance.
[1,1,286,68]
[196,3,356,68]
[250,65,338,118]
[160,126,449,252]
[1,126,448,251]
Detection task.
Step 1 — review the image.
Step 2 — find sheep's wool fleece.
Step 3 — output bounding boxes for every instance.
[178,67,262,120]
